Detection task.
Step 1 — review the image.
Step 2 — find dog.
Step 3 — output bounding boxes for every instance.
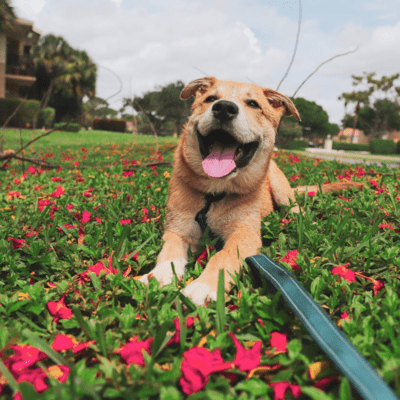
[139,77,362,305]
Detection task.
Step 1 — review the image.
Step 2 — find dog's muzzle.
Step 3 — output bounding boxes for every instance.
[197,129,259,170]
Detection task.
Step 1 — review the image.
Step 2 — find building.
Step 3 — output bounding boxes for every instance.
[333,127,400,144]
[0,18,41,99]
[333,128,369,144]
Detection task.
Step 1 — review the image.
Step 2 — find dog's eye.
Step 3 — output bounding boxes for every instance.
[204,95,218,103]
[246,100,260,109]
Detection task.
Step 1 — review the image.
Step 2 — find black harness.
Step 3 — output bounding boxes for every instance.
[194,191,227,252]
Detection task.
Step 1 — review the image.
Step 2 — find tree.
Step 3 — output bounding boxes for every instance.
[339,72,400,139]
[122,81,194,136]
[342,98,400,137]
[32,34,97,122]
[276,117,302,148]
[292,98,333,139]
[82,96,117,127]
[0,0,16,32]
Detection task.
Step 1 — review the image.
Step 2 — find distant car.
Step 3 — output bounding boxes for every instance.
[308,141,316,148]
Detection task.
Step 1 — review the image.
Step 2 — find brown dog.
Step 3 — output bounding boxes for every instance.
[139,77,361,305]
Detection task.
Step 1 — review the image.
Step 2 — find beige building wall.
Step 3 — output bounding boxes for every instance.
[0,33,6,98]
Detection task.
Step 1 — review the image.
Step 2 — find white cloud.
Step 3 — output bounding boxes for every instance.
[12,0,46,19]
[10,0,400,125]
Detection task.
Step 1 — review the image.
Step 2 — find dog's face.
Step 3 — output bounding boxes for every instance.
[179,77,300,193]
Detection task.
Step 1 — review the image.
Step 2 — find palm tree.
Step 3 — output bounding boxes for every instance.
[32,34,97,120]
[0,0,16,32]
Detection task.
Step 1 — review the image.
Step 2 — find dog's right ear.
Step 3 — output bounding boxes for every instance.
[180,77,217,100]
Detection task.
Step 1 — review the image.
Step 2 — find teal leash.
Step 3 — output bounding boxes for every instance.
[245,254,399,400]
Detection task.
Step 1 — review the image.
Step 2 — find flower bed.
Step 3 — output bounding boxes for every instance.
[0,136,399,399]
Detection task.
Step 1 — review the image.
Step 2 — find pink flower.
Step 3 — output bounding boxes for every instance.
[281,250,300,271]
[120,219,131,225]
[179,347,233,395]
[47,295,73,323]
[120,337,153,366]
[49,186,65,198]
[167,317,195,345]
[269,382,302,400]
[7,191,21,198]
[51,177,62,182]
[332,263,356,283]
[229,332,262,372]
[8,344,47,372]
[8,237,26,249]
[50,334,75,351]
[87,261,118,276]
[379,223,393,231]
[81,210,91,224]
[268,332,288,354]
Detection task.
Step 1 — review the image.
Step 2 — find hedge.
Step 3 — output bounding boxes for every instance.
[93,118,126,133]
[369,139,396,155]
[283,140,308,150]
[54,122,81,132]
[332,142,370,152]
[37,107,56,128]
[0,98,40,128]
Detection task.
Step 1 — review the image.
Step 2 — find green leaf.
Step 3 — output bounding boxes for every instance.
[216,268,225,335]
[160,386,184,400]
[301,386,336,400]
[235,378,270,396]
[339,377,353,400]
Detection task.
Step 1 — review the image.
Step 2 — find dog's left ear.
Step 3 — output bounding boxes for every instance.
[263,89,301,121]
[180,77,217,100]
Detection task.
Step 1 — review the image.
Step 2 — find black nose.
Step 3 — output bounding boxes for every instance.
[212,100,239,121]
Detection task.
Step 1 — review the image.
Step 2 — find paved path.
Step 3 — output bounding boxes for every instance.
[294,150,400,169]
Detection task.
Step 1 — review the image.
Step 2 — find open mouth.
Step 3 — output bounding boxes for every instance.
[197,129,259,172]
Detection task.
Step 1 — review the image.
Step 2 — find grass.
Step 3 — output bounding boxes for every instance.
[0,129,399,399]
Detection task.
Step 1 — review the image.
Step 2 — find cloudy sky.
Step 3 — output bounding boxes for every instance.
[11,0,400,125]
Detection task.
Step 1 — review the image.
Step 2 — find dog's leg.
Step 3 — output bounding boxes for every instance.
[138,230,189,287]
[268,160,300,213]
[182,226,261,305]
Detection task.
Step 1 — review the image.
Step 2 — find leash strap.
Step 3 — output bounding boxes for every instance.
[195,191,226,251]
[245,254,399,400]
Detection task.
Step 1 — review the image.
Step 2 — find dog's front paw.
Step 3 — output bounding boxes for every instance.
[182,279,217,306]
[138,258,187,287]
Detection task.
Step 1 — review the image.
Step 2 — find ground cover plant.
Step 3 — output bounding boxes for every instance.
[0,130,399,400]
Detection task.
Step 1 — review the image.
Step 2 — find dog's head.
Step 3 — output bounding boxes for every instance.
[179,77,300,192]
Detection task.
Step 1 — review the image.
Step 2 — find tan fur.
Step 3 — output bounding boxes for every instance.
[139,78,362,305]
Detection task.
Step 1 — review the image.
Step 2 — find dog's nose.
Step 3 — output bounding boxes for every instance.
[212,100,239,121]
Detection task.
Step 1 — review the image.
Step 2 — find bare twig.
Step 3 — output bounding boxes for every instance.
[193,66,209,76]
[0,64,125,170]
[292,46,359,98]
[1,97,27,130]
[125,161,173,169]
[276,0,302,91]
[135,103,159,162]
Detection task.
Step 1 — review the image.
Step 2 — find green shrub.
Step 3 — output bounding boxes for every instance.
[332,142,370,152]
[396,141,400,154]
[0,98,40,128]
[369,139,396,155]
[54,122,81,132]
[37,107,56,128]
[284,140,308,150]
[93,118,126,133]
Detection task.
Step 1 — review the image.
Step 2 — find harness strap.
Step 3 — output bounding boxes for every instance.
[195,191,227,251]
[245,254,399,400]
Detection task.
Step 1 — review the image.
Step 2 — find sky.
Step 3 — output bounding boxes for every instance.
[11,0,400,125]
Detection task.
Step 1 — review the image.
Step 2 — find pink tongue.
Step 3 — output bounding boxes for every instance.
[202,143,237,178]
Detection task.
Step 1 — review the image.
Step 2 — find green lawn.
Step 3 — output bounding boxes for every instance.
[0,129,399,399]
